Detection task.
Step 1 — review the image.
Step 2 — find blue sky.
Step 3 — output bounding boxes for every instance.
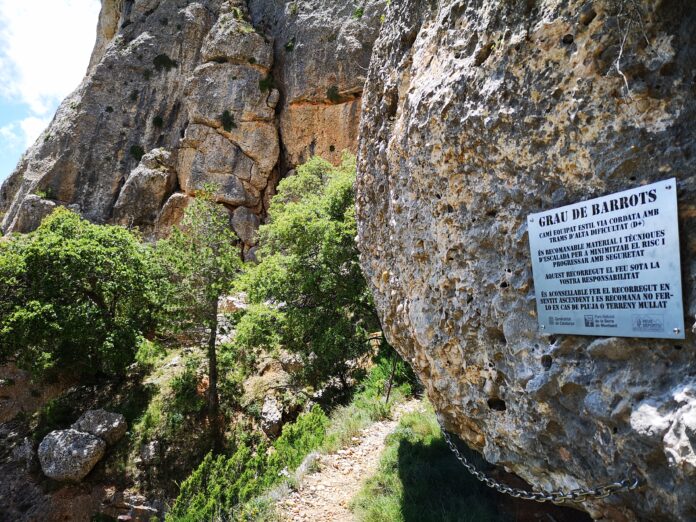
[0,0,101,182]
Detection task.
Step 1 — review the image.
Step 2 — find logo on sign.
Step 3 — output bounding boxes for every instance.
[584,315,595,328]
[632,315,664,333]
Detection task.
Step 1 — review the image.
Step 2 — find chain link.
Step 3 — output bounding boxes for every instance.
[436,421,640,504]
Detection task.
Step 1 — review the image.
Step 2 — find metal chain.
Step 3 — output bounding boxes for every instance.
[436,419,640,504]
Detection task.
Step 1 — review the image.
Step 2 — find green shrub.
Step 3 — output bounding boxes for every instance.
[34,187,53,199]
[259,74,274,93]
[284,38,295,52]
[220,110,237,132]
[130,145,145,161]
[235,155,380,387]
[34,396,74,441]
[327,85,341,103]
[353,7,364,19]
[169,359,206,416]
[153,53,178,72]
[167,406,328,521]
[0,208,159,379]
[135,339,167,369]
[268,406,329,473]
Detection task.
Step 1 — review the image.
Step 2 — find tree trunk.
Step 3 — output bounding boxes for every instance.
[207,298,221,452]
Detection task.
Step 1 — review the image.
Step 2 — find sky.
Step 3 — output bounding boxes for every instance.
[0,0,101,182]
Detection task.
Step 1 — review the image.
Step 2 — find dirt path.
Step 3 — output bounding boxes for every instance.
[279,399,422,522]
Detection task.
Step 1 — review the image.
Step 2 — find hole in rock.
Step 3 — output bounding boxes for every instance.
[674,345,682,350]
[580,8,597,26]
[541,354,553,370]
[500,281,509,289]
[487,398,507,411]
[474,43,493,66]
[562,34,574,45]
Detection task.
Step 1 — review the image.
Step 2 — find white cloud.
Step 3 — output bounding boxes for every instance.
[0,122,20,148]
[0,0,101,115]
[20,116,51,147]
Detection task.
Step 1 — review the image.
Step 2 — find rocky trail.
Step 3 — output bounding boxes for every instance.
[279,399,423,522]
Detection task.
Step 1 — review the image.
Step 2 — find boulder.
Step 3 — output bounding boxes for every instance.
[9,195,57,233]
[72,409,127,445]
[38,429,106,482]
[356,1,696,520]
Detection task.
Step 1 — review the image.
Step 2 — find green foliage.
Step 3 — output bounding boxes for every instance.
[34,187,53,199]
[326,85,341,103]
[34,396,74,441]
[0,208,158,378]
[168,361,412,520]
[155,188,242,446]
[153,53,178,71]
[320,363,407,453]
[135,338,167,369]
[220,110,237,132]
[155,189,241,336]
[362,346,415,398]
[351,407,503,522]
[235,155,379,387]
[130,145,145,161]
[167,406,329,521]
[284,38,296,52]
[289,2,299,15]
[170,359,206,416]
[353,6,364,18]
[268,406,329,472]
[259,73,274,93]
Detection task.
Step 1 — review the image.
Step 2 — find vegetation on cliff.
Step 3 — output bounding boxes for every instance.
[1,155,416,519]
[0,208,158,378]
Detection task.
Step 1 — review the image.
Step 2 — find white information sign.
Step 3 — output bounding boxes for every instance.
[528,178,685,339]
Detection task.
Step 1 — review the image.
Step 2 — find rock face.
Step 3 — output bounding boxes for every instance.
[0,0,384,248]
[72,409,128,445]
[356,1,696,521]
[38,429,106,482]
[248,0,385,168]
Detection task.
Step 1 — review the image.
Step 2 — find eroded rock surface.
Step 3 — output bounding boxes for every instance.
[356,1,696,521]
[1,0,385,249]
[248,0,385,167]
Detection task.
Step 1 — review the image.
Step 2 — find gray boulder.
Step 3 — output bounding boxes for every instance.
[38,429,106,481]
[72,409,127,445]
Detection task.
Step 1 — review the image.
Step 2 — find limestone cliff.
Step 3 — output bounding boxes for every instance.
[356,1,696,521]
[0,0,384,253]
